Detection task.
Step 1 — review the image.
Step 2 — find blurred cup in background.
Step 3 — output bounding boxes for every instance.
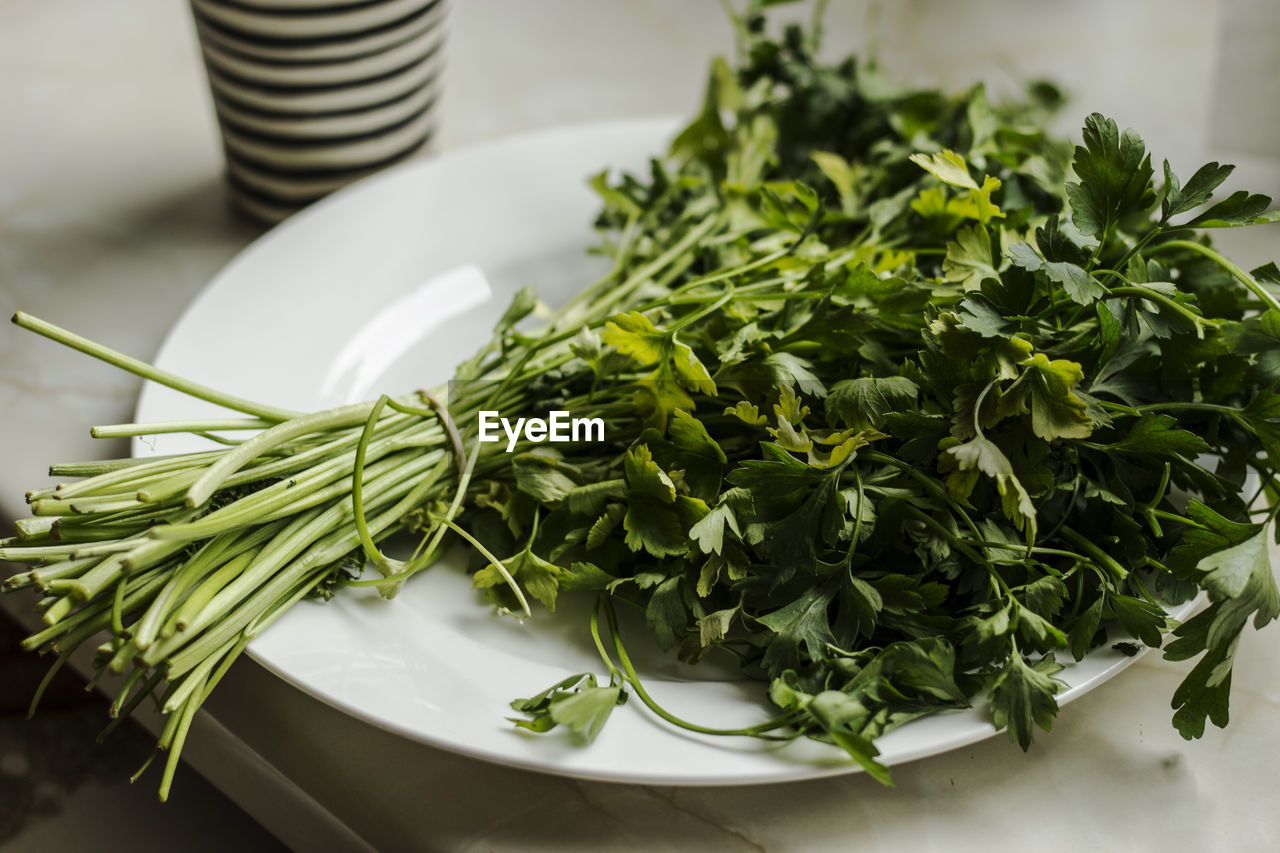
[188,0,448,223]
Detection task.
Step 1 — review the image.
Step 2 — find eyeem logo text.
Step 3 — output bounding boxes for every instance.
[478,411,605,452]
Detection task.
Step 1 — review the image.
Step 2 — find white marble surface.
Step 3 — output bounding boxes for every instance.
[2,1,1279,851]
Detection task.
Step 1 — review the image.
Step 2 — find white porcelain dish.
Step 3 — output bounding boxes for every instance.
[134,118,1198,785]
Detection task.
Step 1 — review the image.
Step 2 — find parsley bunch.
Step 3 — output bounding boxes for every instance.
[4,3,1278,792]
[460,10,1280,780]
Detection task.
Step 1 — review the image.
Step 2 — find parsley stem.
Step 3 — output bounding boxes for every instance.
[601,597,797,738]
[1146,239,1280,313]
[89,418,274,439]
[1084,221,1111,272]
[584,215,724,321]
[183,402,392,508]
[664,244,795,301]
[964,540,1090,562]
[1101,223,1165,288]
[1149,508,1195,526]
[1126,573,1164,610]
[1106,286,1216,335]
[588,598,621,678]
[1139,401,1240,416]
[11,312,301,422]
[901,505,991,573]
[390,449,479,586]
[352,396,393,574]
[437,517,530,618]
[860,451,987,551]
[849,467,866,554]
[1059,527,1127,581]
[669,282,735,332]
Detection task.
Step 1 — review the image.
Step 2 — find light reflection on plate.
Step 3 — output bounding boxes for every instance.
[319,264,491,404]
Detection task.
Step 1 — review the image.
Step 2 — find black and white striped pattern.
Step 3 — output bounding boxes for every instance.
[190,0,447,222]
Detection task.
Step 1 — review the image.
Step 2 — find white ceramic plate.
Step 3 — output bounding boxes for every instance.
[134,118,1198,785]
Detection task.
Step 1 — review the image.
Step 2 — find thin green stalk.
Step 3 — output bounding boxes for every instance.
[164,636,239,714]
[40,595,74,626]
[28,556,100,586]
[162,561,320,677]
[580,215,724,322]
[861,450,988,549]
[435,517,530,618]
[250,451,444,528]
[246,571,330,637]
[107,666,152,718]
[377,446,481,590]
[50,456,189,477]
[1108,286,1217,336]
[1147,239,1280,313]
[133,524,286,651]
[1060,526,1128,581]
[1133,401,1244,418]
[352,396,394,573]
[11,313,300,422]
[183,401,390,508]
[173,550,255,631]
[22,569,169,652]
[100,669,164,743]
[51,452,226,500]
[110,570,129,635]
[106,637,141,674]
[154,452,454,666]
[30,494,145,516]
[159,676,206,802]
[143,507,327,662]
[588,598,622,678]
[90,418,274,439]
[601,597,796,738]
[150,440,436,543]
[1100,223,1165,289]
[902,505,993,573]
[26,647,72,718]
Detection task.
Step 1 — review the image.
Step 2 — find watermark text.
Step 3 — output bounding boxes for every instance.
[478,410,605,452]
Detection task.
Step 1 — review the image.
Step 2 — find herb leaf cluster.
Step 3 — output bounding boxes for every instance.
[477,10,1280,776]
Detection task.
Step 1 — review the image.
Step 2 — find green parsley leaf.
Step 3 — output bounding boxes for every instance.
[602,311,667,365]
[943,224,998,291]
[1065,113,1155,238]
[758,586,837,672]
[1161,160,1233,220]
[826,377,920,430]
[988,652,1066,750]
[1106,414,1210,457]
[1000,353,1094,441]
[510,673,626,743]
[1187,191,1275,228]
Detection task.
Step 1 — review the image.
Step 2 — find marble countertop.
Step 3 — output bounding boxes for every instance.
[2,1,1279,850]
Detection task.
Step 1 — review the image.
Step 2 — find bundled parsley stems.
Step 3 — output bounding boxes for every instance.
[6,4,1280,794]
